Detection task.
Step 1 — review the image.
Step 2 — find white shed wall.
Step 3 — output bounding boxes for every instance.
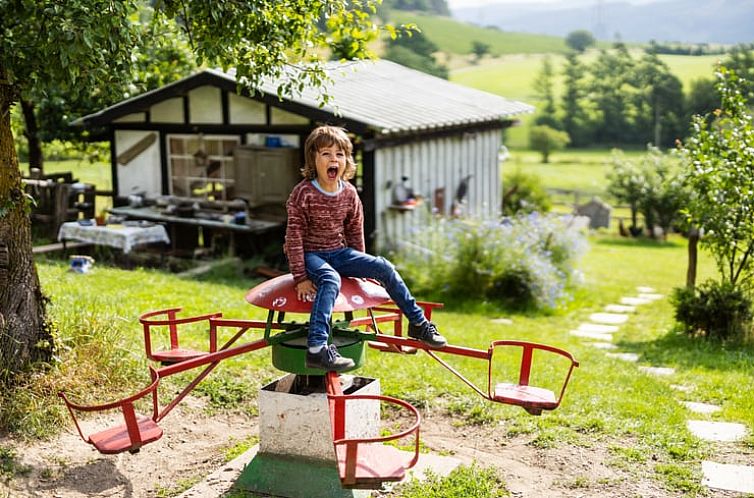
[188,86,222,123]
[229,93,266,124]
[373,129,502,251]
[151,98,184,123]
[115,130,162,197]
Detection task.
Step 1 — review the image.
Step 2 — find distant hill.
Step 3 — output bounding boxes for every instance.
[389,11,569,55]
[452,0,754,44]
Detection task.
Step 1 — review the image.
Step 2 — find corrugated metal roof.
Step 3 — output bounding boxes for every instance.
[238,60,533,135]
[76,60,533,134]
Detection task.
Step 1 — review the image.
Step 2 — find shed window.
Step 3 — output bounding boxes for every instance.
[167,134,240,200]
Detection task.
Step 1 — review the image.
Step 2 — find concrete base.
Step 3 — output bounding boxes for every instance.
[237,449,371,498]
[178,445,463,498]
[180,373,463,497]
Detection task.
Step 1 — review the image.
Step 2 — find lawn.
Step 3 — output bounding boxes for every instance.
[8,150,752,495]
[22,159,112,190]
[8,226,749,495]
[504,148,641,197]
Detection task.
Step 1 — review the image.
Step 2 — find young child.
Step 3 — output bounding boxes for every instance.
[285,125,447,372]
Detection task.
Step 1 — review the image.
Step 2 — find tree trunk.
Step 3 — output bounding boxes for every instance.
[20,98,43,175]
[686,226,699,289]
[0,74,54,379]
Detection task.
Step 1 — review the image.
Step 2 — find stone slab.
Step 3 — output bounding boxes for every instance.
[490,318,513,325]
[620,297,652,306]
[638,293,664,301]
[683,401,721,414]
[570,330,613,341]
[606,352,640,362]
[670,384,695,393]
[687,420,747,442]
[702,461,754,494]
[605,304,636,313]
[639,366,675,376]
[586,342,618,350]
[636,286,656,293]
[589,312,629,325]
[578,323,619,333]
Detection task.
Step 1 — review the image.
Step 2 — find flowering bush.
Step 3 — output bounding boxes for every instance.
[394,213,588,310]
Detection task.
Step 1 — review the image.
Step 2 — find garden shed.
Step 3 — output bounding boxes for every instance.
[74,60,533,252]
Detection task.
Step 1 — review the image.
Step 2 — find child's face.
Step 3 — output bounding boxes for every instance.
[314,144,347,190]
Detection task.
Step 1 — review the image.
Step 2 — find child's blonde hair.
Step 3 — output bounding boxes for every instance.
[301,126,356,180]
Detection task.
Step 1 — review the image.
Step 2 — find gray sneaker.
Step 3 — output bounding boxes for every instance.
[408,321,447,348]
[305,344,356,372]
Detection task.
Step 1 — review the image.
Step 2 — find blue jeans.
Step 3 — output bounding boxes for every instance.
[304,247,426,347]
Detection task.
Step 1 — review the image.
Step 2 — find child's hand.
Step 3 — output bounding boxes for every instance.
[295,279,317,302]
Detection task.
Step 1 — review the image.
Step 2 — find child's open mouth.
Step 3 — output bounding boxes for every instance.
[327,165,339,179]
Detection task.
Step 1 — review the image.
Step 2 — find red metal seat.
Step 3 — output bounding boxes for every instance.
[58,367,162,454]
[325,372,421,488]
[139,308,222,364]
[488,340,579,415]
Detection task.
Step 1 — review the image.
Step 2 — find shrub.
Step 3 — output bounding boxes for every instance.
[395,213,587,310]
[502,169,552,216]
[671,280,753,341]
[529,125,570,163]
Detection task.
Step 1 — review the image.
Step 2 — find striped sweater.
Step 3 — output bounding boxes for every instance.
[285,180,365,283]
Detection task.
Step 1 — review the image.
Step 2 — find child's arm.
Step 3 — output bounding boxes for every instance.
[285,194,308,284]
[344,189,365,252]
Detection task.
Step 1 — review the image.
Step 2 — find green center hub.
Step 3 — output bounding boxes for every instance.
[271,331,365,374]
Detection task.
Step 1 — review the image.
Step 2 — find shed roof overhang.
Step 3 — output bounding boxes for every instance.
[74,61,534,140]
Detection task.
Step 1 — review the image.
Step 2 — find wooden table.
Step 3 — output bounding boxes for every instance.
[57,221,170,254]
[108,206,283,256]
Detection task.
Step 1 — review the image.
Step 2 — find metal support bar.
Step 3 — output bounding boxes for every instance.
[425,350,489,399]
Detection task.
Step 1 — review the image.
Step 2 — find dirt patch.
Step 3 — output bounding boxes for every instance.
[1,398,254,498]
[0,401,745,498]
[416,415,675,498]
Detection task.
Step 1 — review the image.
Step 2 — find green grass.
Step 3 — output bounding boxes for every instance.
[504,148,637,197]
[21,159,112,190]
[6,229,751,495]
[390,464,509,497]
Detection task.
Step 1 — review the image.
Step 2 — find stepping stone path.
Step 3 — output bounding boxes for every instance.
[683,401,721,414]
[687,420,747,442]
[702,461,754,494]
[638,293,664,301]
[620,296,653,306]
[589,312,629,325]
[570,330,613,341]
[585,342,618,350]
[604,304,636,313]
[606,352,639,362]
[569,285,754,494]
[577,323,619,333]
[638,366,675,376]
